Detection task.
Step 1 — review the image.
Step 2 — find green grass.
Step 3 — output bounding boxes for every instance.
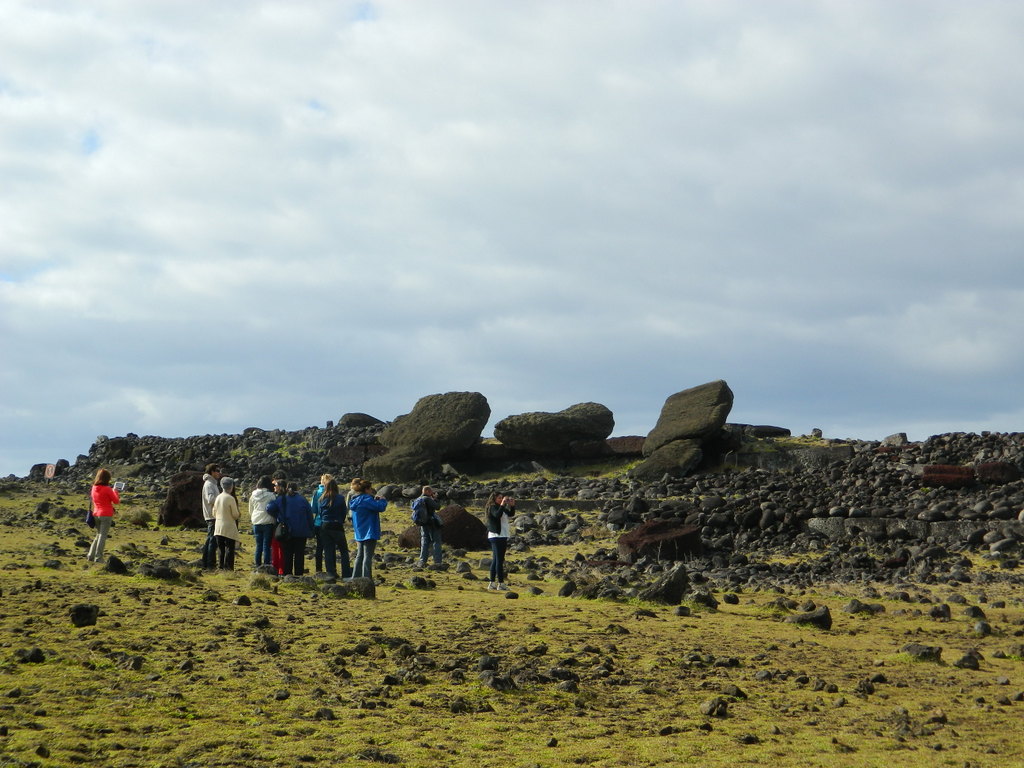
[1,482,1023,767]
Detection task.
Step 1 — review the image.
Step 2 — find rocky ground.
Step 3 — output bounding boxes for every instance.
[2,430,1024,767]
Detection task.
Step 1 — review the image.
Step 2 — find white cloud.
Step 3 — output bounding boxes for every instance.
[2,0,1024,475]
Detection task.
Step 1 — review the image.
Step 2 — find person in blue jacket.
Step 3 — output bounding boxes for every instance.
[267,482,315,576]
[347,478,388,581]
[313,476,351,580]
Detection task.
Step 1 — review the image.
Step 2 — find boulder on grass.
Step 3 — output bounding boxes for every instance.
[637,563,690,605]
[784,605,832,630]
[397,505,489,550]
[159,472,205,527]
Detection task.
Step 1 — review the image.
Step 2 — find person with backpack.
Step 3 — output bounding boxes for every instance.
[411,485,444,569]
[348,478,388,581]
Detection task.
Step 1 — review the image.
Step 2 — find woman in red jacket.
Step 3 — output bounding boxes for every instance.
[88,468,120,563]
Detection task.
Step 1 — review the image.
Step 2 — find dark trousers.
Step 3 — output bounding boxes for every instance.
[281,537,307,576]
[321,524,351,578]
[202,520,217,568]
[216,536,236,570]
[489,537,508,582]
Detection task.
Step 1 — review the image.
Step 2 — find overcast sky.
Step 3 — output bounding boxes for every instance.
[2,1,1023,477]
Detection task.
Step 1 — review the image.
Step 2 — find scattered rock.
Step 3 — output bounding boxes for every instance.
[69,603,100,627]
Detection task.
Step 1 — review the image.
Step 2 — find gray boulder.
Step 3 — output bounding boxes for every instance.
[338,412,384,428]
[365,392,490,481]
[637,563,690,605]
[363,446,439,483]
[628,439,703,481]
[643,380,734,456]
[784,605,833,630]
[494,402,614,454]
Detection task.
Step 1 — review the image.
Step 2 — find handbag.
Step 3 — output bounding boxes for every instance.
[86,506,96,529]
[274,521,290,541]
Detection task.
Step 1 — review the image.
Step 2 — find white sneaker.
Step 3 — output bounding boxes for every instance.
[487,582,497,591]
[497,583,510,591]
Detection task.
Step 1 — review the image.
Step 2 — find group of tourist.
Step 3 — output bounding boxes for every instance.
[86,464,519,590]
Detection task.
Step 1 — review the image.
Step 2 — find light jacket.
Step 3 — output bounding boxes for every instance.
[349,493,387,542]
[202,474,220,521]
[249,488,277,526]
[213,491,241,542]
[91,484,120,517]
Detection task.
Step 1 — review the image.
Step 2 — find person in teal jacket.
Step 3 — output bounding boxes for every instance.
[347,478,387,580]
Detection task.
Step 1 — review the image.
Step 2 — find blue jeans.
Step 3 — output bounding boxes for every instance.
[352,539,377,580]
[202,519,217,568]
[489,537,508,582]
[321,524,351,578]
[419,525,442,566]
[253,524,273,567]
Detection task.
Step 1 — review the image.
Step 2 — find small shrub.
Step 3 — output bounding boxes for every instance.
[248,573,274,591]
[121,509,153,527]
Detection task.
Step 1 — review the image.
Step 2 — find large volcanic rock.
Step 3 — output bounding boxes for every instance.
[494,402,614,454]
[629,439,703,480]
[397,504,489,550]
[630,380,734,480]
[643,380,734,454]
[159,471,205,527]
[365,392,490,482]
[617,518,702,562]
[338,412,385,429]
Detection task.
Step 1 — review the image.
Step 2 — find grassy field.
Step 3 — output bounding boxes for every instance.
[1,483,1023,767]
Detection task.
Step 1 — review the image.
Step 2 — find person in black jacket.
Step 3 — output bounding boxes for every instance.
[484,491,515,591]
[315,478,351,580]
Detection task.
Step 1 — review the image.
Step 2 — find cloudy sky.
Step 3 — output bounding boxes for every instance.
[2,1,1023,477]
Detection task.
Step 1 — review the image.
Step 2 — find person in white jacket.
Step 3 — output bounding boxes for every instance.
[248,475,277,569]
[201,463,222,569]
[213,477,241,570]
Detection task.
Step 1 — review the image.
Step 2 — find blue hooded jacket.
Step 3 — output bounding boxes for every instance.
[267,492,314,538]
[348,493,387,542]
